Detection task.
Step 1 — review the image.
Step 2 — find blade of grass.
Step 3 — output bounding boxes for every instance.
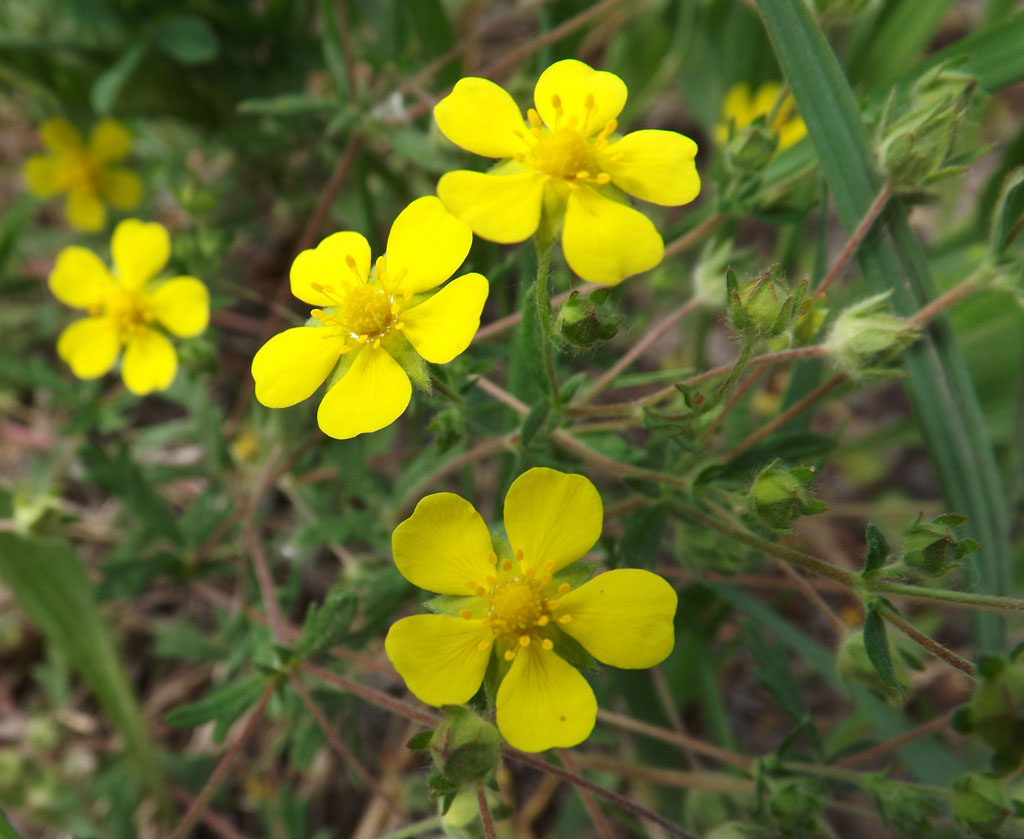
[756,0,1012,651]
[0,534,165,810]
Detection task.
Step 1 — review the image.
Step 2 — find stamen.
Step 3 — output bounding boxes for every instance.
[504,649,516,661]
[501,560,513,572]
[486,575,497,586]
[518,635,531,648]
[601,119,618,138]
[584,93,596,113]
[477,640,491,652]
[466,579,479,591]
[558,615,572,624]
[475,586,486,596]
[536,615,550,627]
[527,108,543,128]
[541,639,554,650]
[607,152,626,163]
[488,551,498,565]
[557,583,571,595]
[524,567,535,579]
[575,170,590,180]
[460,610,473,619]
[344,254,360,277]
[595,173,612,185]
[539,574,552,585]
[515,550,524,562]
[546,600,559,611]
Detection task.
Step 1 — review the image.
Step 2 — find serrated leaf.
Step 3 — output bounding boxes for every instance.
[91,41,148,114]
[406,730,434,750]
[863,605,903,695]
[165,675,266,742]
[154,13,219,64]
[864,522,891,575]
[521,401,550,446]
[295,588,356,659]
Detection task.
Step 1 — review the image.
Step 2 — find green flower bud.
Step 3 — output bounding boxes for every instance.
[767,779,822,831]
[952,773,1011,837]
[900,513,979,579]
[726,118,779,173]
[861,772,940,831]
[429,706,501,787]
[558,289,620,349]
[748,461,827,532]
[824,292,918,377]
[836,631,908,704]
[440,785,506,839]
[727,264,806,340]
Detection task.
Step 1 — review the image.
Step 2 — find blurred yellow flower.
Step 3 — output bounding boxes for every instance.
[715,82,807,151]
[50,220,209,395]
[23,117,143,232]
[385,467,678,753]
[434,59,700,286]
[251,196,488,440]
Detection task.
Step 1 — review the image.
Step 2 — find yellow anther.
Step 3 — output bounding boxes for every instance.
[557,583,571,595]
[394,322,404,331]
[551,94,562,112]
[527,108,543,128]
[501,560,513,571]
[540,574,552,585]
[475,586,487,596]
[608,152,625,163]
[595,173,612,185]
[356,334,368,343]
[371,339,380,349]
[546,600,559,611]
[536,615,550,627]
[504,649,516,661]
[337,345,352,355]
[477,640,491,652]
[518,635,531,647]
[486,575,497,586]
[567,182,579,191]
[344,254,357,269]
[585,93,596,112]
[488,551,498,565]
[544,561,555,571]
[541,639,554,651]
[558,614,572,624]
[602,118,618,137]
[575,170,590,180]
[524,567,535,579]
[460,609,473,619]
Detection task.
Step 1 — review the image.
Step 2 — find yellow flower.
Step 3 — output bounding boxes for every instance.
[251,196,488,440]
[434,59,700,287]
[50,220,210,395]
[715,82,807,152]
[385,467,678,753]
[23,117,143,232]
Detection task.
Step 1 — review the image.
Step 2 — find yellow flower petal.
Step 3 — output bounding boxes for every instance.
[436,170,543,244]
[392,492,496,594]
[48,246,115,309]
[561,187,663,286]
[87,118,132,163]
[496,644,596,752]
[23,155,66,197]
[148,276,210,337]
[65,189,106,233]
[39,117,83,156]
[385,614,492,706]
[121,327,177,395]
[56,317,120,379]
[251,326,344,408]
[558,569,677,668]
[385,196,473,294]
[99,168,143,210]
[721,82,754,127]
[503,467,602,574]
[534,59,627,137]
[434,77,529,158]
[754,82,782,118]
[777,111,807,151]
[600,130,700,206]
[316,346,411,439]
[112,219,170,288]
[400,273,488,363]
[290,231,372,306]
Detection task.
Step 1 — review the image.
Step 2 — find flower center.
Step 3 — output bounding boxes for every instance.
[513,95,620,188]
[341,284,393,338]
[462,551,575,661]
[98,288,150,338]
[66,153,100,192]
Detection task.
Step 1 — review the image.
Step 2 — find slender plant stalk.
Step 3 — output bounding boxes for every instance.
[532,241,562,410]
[476,784,497,839]
[560,750,615,839]
[663,212,726,259]
[816,184,893,296]
[837,710,956,768]
[876,602,976,677]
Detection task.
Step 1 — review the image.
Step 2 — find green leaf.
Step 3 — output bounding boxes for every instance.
[0,807,20,839]
[406,730,434,750]
[165,675,267,742]
[521,401,550,446]
[864,523,890,575]
[863,604,903,695]
[90,41,148,115]
[990,167,1024,255]
[0,534,163,804]
[757,0,1013,653]
[295,587,357,659]
[154,14,219,64]
[618,504,667,570]
[744,624,810,724]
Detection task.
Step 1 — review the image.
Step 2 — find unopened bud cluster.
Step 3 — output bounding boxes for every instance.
[727,264,806,341]
[748,461,827,532]
[824,292,918,376]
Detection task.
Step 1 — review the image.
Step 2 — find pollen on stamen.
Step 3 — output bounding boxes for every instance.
[460,609,473,619]
[607,152,626,163]
[486,575,497,586]
[541,639,554,650]
[584,93,596,113]
[536,615,550,627]
[515,550,524,562]
[527,108,543,128]
[558,583,571,595]
[575,171,590,180]
[475,586,487,596]
[540,574,552,585]
[477,640,490,652]
[518,635,531,647]
[524,567,536,579]
[558,614,572,624]
[488,551,498,565]
[501,560,512,571]
[504,649,516,661]
[546,600,559,611]
[595,173,612,185]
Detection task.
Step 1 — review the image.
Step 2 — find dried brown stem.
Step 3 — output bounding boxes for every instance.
[817,184,892,297]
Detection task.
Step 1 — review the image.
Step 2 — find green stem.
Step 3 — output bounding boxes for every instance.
[703,343,754,414]
[867,579,1024,613]
[533,240,562,411]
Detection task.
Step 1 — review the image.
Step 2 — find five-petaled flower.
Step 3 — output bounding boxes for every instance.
[433,59,701,287]
[716,82,807,152]
[24,117,143,232]
[385,467,678,753]
[50,219,210,395]
[251,196,489,440]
